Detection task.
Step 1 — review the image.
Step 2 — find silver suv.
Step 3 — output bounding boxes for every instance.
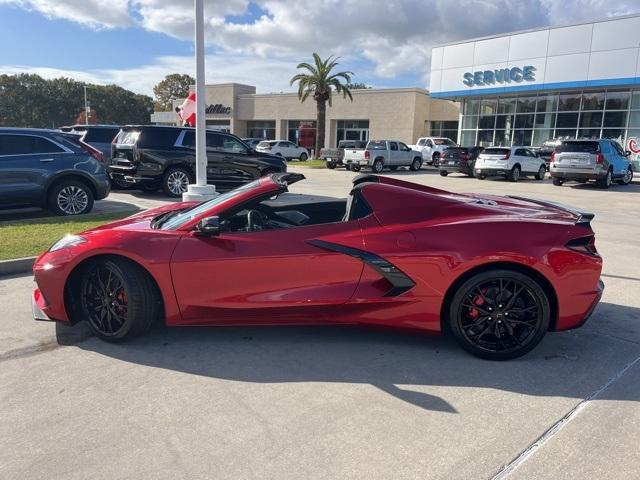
[550,139,633,189]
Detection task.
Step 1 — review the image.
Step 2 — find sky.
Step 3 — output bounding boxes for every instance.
[0,0,639,97]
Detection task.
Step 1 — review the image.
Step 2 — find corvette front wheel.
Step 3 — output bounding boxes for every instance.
[80,258,160,342]
[448,270,550,360]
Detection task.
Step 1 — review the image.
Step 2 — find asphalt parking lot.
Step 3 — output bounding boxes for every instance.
[1,166,639,479]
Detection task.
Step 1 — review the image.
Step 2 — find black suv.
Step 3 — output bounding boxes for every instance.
[0,128,110,215]
[109,126,287,197]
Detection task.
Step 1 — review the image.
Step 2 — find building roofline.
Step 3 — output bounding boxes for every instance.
[238,86,429,98]
[433,12,640,48]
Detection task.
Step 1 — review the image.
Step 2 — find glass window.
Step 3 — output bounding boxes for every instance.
[557,140,599,153]
[558,92,581,111]
[478,115,496,129]
[497,97,516,114]
[463,99,480,115]
[533,129,553,146]
[516,96,536,113]
[218,135,248,153]
[0,134,65,155]
[399,142,409,150]
[337,120,369,129]
[389,142,398,151]
[601,129,625,142]
[460,130,476,146]
[480,99,497,115]
[581,91,605,110]
[514,114,534,128]
[536,95,558,113]
[605,90,630,110]
[495,115,515,130]
[181,131,195,147]
[603,111,627,127]
[629,111,640,128]
[247,120,276,140]
[556,112,579,129]
[478,130,494,146]
[462,115,478,129]
[631,91,640,110]
[139,128,181,148]
[535,112,555,129]
[554,129,577,140]
[494,130,510,146]
[512,130,533,146]
[579,111,603,128]
[577,128,600,140]
[83,127,120,143]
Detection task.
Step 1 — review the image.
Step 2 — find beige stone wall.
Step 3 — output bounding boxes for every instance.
[153,83,460,146]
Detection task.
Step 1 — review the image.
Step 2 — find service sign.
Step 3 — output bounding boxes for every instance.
[463,66,536,87]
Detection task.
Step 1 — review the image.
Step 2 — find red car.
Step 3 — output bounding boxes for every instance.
[32,173,603,360]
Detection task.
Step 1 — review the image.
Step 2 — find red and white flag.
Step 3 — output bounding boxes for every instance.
[176,92,196,127]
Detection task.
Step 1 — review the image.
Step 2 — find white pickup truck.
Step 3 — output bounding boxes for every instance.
[409,137,457,165]
[342,140,423,173]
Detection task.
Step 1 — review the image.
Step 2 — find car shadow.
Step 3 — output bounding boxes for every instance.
[566,180,640,192]
[66,302,640,413]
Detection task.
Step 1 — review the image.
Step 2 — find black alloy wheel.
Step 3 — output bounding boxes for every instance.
[535,165,546,180]
[80,259,160,341]
[410,158,422,171]
[299,152,308,161]
[439,170,448,176]
[599,169,612,189]
[372,159,384,173]
[552,177,563,186]
[448,270,550,360]
[508,165,521,182]
[48,179,94,216]
[617,167,633,185]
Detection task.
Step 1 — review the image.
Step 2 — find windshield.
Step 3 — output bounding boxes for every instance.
[556,141,599,153]
[160,179,262,230]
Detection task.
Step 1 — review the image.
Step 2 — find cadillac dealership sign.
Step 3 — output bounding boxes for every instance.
[206,103,231,114]
[463,66,536,87]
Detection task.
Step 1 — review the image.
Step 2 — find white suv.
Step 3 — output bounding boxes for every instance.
[474,146,547,182]
[256,140,309,161]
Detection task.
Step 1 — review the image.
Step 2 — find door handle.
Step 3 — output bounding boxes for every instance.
[39,158,55,162]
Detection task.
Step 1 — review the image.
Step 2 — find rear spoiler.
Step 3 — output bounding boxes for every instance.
[507,196,594,228]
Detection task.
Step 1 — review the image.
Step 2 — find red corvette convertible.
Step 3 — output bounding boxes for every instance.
[32,173,603,360]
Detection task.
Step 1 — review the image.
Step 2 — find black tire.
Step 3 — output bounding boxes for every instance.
[439,170,449,176]
[410,157,422,171]
[552,177,563,186]
[48,179,94,216]
[598,169,612,189]
[326,161,337,169]
[299,152,308,162]
[80,258,160,342]
[139,181,160,193]
[162,167,192,197]
[535,164,546,181]
[448,269,551,360]
[350,164,361,172]
[508,165,521,182]
[617,167,633,185]
[389,166,399,171]
[477,174,486,180]
[372,158,384,173]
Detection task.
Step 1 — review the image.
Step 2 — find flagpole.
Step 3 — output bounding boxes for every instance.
[183,0,217,202]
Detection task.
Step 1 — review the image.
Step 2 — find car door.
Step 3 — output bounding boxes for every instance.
[276,141,291,159]
[513,148,529,172]
[0,133,69,207]
[215,134,260,189]
[389,141,399,165]
[170,218,366,325]
[610,140,628,177]
[398,142,411,165]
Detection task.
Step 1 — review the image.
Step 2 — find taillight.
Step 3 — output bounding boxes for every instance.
[79,141,104,163]
[550,151,556,164]
[365,150,370,159]
[566,236,598,256]
[596,153,605,164]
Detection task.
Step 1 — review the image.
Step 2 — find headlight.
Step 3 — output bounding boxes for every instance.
[49,234,87,252]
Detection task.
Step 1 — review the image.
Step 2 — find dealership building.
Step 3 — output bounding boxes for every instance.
[150,83,460,149]
[429,13,640,170]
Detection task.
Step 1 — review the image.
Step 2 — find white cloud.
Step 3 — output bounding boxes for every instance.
[2,0,640,94]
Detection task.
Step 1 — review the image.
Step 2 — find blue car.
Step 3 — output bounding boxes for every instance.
[0,128,110,215]
[550,139,634,188]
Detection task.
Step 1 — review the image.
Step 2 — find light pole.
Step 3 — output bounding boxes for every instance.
[83,85,89,125]
[182,0,217,202]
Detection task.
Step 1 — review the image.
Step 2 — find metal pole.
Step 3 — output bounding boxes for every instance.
[84,86,89,125]
[194,0,206,187]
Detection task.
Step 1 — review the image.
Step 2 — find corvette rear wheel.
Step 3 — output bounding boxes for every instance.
[80,258,160,341]
[448,270,550,360]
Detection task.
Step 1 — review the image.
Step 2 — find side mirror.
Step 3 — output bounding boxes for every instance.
[195,216,221,236]
[625,150,632,157]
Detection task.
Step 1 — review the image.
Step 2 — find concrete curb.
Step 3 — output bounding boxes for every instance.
[0,256,36,277]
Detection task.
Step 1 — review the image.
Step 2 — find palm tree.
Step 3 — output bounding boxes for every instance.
[290,53,353,157]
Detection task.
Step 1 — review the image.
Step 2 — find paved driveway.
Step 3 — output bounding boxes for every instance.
[1,167,639,479]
